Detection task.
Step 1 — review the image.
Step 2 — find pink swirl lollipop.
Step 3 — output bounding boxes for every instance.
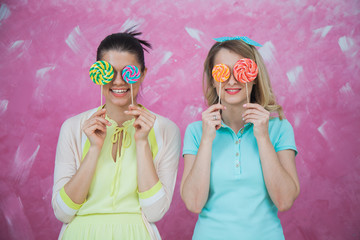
[122,65,141,84]
[233,58,258,83]
[121,65,141,105]
[233,58,258,103]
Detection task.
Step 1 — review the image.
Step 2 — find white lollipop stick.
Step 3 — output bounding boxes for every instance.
[101,85,103,106]
[218,81,222,104]
[131,85,134,105]
[246,83,249,103]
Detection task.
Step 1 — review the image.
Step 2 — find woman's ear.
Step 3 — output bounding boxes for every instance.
[140,67,147,84]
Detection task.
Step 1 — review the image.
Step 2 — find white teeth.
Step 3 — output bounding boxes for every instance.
[226,89,240,92]
[112,89,127,93]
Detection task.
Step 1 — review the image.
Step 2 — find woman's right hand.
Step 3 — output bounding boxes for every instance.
[82,108,112,149]
[201,104,225,141]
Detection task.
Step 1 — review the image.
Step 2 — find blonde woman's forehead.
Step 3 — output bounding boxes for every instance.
[213,48,244,68]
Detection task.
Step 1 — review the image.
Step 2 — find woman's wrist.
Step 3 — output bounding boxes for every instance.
[88,145,102,156]
[200,135,214,145]
[255,133,271,144]
[135,138,149,147]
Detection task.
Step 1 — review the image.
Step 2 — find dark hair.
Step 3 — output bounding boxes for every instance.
[96,29,152,72]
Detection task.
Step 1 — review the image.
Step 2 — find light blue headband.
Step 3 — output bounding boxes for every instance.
[213,36,262,47]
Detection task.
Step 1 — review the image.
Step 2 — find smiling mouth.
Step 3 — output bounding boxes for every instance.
[225,88,241,93]
[111,89,129,94]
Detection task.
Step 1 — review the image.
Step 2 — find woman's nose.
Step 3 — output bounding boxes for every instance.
[112,71,125,84]
[228,73,238,85]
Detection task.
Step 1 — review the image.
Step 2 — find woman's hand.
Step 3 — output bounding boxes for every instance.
[125,105,156,142]
[201,104,225,141]
[82,108,111,149]
[242,103,270,139]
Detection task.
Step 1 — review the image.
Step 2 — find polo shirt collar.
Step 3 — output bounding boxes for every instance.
[220,121,253,136]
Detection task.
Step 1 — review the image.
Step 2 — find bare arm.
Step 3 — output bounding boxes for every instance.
[63,146,101,204]
[125,105,159,192]
[136,140,159,191]
[180,140,212,213]
[258,137,300,211]
[180,104,224,213]
[243,103,300,211]
[64,108,110,204]
[126,105,181,222]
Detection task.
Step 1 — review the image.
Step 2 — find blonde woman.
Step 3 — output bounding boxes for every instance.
[181,37,300,240]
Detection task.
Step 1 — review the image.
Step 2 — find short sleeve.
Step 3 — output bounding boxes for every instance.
[274,119,298,156]
[182,122,202,156]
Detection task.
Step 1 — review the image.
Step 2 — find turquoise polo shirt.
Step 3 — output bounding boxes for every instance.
[183,118,297,240]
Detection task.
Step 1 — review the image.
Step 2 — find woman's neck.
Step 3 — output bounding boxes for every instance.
[221,102,246,134]
[104,101,136,126]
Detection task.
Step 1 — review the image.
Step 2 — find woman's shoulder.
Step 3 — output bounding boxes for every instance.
[269,117,294,133]
[185,121,203,135]
[269,117,292,125]
[183,121,202,147]
[187,121,203,129]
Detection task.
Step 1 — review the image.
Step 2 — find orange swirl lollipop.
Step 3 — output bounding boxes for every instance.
[212,64,230,104]
[212,64,230,82]
[233,58,258,103]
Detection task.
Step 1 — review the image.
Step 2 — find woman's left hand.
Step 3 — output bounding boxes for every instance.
[242,103,270,139]
[125,105,156,142]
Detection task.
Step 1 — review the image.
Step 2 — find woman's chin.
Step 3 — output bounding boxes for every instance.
[105,98,131,108]
[221,97,247,106]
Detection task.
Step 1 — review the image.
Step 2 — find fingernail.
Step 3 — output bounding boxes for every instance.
[243,104,246,107]
[224,106,227,110]
[124,111,128,113]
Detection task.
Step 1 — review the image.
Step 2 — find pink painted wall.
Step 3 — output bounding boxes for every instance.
[0,0,359,239]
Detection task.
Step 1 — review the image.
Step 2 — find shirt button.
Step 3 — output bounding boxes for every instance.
[236,163,240,168]
[236,152,239,156]
[235,140,238,144]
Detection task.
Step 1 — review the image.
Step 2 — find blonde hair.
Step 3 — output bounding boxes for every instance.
[203,40,284,119]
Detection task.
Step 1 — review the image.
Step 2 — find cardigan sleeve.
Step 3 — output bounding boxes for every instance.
[139,117,181,222]
[51,118,82,223]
